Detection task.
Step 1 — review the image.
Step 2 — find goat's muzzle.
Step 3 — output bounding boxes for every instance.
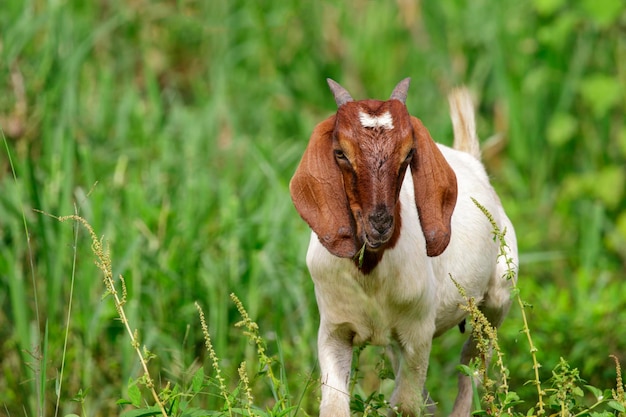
[364,207,395,249]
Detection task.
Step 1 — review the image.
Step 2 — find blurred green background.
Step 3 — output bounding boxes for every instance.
[1,0,625,415]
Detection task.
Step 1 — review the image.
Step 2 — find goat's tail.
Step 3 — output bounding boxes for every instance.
[449,87,481,160]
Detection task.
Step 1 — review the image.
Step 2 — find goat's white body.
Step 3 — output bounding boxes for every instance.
[307,144,517,417]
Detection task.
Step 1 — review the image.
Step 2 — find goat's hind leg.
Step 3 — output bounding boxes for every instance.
[449,295,512,416]
[450,227,517,417]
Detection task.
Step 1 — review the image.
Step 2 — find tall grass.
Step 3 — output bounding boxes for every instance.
[1,0,625,415]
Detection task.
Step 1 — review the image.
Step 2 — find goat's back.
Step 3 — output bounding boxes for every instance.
[430,144,517,335]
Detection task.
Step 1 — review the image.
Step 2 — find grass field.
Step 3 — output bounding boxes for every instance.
[1,1,625,416]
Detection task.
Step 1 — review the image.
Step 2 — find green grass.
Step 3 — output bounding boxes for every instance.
[1,0,625,416]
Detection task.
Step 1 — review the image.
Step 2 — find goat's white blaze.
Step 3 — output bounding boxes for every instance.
[359,111,394,130]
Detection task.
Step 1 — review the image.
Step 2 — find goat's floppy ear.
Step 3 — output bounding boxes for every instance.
[289,116,358,258]
[410,116,458,257]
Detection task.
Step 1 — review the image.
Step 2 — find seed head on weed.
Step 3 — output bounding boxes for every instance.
[194,301,231,411]
[238,361,256,416]
[611,355,626,414]
[231,293,265,359]
[230,292,290,412]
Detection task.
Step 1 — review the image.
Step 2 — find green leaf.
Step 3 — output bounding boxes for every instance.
[547,112,577,146]
[592,166,625,209]
[580,0,624,28]
[357,242,366,268]
[503,391,522,405]
[456,364,475,377]
[180,407,216,417]
[590,411,615,417]
[579,74,622,118]
[537,12,578,49]
[274,406,298,416]
[120,406,164,417]
[608,400,626,412]
[532,0,565,16]
[585,384,603,400]
[561,166,625,209]
[127,378,142,408]
[192,366,205,393]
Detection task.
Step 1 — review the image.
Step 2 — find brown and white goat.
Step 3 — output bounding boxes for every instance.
[289,78,518,417]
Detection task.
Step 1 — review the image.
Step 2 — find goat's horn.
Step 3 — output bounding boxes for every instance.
[327,78,354,107]
[390,77,411,104]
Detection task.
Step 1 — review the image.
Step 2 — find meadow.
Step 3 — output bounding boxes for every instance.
[1,1,625,416]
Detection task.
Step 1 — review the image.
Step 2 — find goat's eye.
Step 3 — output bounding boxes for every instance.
[334,149,347,160]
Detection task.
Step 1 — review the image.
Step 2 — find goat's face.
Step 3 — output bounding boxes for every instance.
[290,78,458,266]
[332,99,414,250]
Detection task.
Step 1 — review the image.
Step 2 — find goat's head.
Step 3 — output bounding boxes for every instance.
[290,78,458,267]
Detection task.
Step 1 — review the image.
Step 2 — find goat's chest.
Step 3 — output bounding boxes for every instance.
[308,239,437,346]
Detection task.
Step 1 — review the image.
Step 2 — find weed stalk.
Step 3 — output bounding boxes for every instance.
[194,301,232,415]
[611,355,626,416]
[54,205,80,417]
[56,215,168,417]
[230,292,288,409]
[471,197,545,415]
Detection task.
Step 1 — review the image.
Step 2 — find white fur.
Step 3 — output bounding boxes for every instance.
[359,110,394,129]
[307,145,518,417]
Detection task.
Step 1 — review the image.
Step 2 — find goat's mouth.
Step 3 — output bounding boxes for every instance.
[364,237,382,250]
[363,227,394,250]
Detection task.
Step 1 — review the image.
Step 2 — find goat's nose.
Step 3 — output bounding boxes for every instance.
[369,209,393,235]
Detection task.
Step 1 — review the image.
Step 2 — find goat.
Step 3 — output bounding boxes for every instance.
[289,78,518,417]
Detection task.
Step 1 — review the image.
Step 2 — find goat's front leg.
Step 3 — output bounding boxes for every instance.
[318,322,354,417]
[389,323,435,417]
